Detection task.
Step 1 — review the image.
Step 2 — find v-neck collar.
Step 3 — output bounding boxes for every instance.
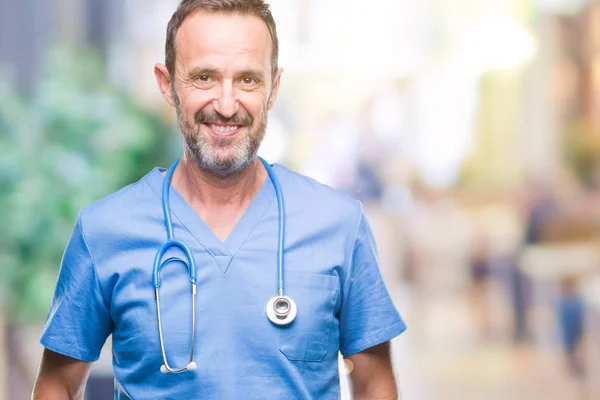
[144,164,285,274]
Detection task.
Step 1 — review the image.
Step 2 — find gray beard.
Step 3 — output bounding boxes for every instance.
[174,93,267,178]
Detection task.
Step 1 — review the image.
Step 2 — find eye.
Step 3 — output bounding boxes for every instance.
[241,77,257,85]
[197,75,211,82]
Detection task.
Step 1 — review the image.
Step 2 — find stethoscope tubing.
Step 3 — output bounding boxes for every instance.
[152,156,291,374]
[258,157,285,296]
[152,159,197,288]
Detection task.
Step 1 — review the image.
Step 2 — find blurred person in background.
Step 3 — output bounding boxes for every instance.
[511,182,556,343]
[31,1,406,399]
[557,276,585,378]
[468,235,494,341]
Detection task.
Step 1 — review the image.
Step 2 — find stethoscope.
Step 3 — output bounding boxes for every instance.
[152,157,296,374]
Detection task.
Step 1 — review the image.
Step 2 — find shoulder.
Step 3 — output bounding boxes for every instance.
[275,163,363,230]
[78,168,160,238]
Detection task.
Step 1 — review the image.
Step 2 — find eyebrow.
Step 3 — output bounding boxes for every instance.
[186,67,265,79]
[237,69,264,78]
[187,67,220,78]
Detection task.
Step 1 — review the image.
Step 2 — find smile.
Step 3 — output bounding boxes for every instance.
[203,123,243,137]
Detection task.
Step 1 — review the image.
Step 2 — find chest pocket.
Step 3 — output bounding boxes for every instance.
[278,272,340,362]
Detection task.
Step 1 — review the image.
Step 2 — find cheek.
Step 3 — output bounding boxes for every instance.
[180,89,214,118]
[239,93,269,118]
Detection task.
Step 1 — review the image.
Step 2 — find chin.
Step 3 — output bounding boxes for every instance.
[208,161,250,177]
[195,151,253,176]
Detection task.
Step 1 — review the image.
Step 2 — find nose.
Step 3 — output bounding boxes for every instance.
[212,81,239,118]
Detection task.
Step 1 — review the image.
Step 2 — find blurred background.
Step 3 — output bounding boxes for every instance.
[2,0,600,398]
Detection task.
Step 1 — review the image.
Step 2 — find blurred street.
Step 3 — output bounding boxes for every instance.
[389,280,590,400]
[337,199,600,400]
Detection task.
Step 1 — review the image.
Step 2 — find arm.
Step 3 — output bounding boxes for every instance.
[32,349,93,400]
[36,215,112,399]
[340,208,406,399]
[347,341,398,400]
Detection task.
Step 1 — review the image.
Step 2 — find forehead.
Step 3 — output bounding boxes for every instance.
[175,11,273,72]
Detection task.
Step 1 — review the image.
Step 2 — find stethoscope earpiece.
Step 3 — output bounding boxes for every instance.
[160,361,197,374]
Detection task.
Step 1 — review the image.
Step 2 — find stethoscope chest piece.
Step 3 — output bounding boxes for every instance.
[266,296,297,325]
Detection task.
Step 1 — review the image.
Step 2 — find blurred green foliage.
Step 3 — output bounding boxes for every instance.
[0,48,177,324]
[564,118,600,188]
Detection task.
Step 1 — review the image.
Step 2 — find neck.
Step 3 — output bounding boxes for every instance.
[170,155,267,211]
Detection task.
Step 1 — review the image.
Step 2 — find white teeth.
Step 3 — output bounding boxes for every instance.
[210,125,239,133]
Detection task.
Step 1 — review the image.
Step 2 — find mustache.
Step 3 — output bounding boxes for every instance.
[194,109,253,126]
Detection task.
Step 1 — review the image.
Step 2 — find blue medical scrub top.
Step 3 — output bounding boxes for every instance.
[40,163,406,399]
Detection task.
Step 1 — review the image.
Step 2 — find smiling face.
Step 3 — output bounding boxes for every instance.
[156,11,282,177]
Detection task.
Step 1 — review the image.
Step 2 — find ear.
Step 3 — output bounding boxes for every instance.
[267,68,284,111]
[154,63,176,107]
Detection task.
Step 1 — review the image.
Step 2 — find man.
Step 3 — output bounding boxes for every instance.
[32,1,406,399]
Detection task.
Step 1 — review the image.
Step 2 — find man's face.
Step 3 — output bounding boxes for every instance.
[170,12,281,177]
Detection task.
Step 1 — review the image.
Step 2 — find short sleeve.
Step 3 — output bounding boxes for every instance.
[339,208,406,356]
[40,213,113,362]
